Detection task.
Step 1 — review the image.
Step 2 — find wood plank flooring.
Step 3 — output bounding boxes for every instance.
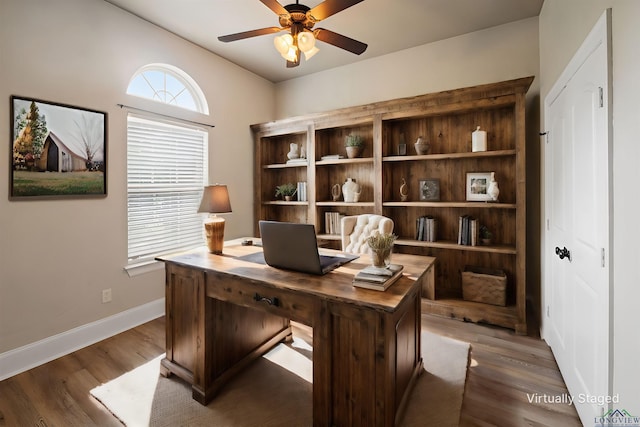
[0,314,580,426]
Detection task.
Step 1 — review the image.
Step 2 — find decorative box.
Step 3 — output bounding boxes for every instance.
[461,265,507,306]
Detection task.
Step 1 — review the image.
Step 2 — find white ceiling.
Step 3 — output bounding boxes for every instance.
[103,0,543,83]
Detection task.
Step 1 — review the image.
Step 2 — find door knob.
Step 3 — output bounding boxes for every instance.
[555,246,571,261]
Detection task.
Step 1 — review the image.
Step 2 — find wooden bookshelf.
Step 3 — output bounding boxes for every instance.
[252,76,533,333]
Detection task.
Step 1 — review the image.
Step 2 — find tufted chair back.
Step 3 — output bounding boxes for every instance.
[341,214,394,254]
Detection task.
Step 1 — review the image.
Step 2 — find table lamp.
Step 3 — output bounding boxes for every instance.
[197,184,232,254]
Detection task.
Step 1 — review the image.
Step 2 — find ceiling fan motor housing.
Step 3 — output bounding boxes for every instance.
[280,3,316,30]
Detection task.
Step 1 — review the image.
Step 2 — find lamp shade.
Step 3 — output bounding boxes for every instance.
[198,184,232,214]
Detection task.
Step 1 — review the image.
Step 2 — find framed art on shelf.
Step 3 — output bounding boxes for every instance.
[10,96,107,199]
[419,178,440,201]
[466,172,492,201]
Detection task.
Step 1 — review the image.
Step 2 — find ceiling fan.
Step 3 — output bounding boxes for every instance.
[217,0,367,68]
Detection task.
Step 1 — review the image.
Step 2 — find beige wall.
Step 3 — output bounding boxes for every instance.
[539,0,640,417]
[0,0,274,354]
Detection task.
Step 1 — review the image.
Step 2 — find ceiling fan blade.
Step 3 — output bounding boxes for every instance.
[308,0,364,21]
[259,0,288,16]
[286,58,300,68]
[218,27,283,42]
[314,28,367,55]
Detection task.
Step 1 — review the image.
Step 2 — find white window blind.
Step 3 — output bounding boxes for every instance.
[127,115,207,263]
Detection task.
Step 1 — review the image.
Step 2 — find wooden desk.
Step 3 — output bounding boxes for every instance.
[157,241,435,426]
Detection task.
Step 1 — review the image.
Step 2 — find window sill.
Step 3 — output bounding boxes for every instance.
[124,259,164,277]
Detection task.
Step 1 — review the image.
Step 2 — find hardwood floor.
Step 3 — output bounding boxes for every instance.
[0,314,580,426]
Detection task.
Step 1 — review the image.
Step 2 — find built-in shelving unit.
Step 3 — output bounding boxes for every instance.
[252,77,533,333]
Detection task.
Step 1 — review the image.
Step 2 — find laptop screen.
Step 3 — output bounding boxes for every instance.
[258,221,358,275]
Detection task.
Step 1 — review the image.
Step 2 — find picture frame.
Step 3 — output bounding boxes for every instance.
[466,172,492,201]
[10,96,107,199]
[419,178,440,201]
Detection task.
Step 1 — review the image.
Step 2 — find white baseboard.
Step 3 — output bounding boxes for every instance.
[0,298,165,381]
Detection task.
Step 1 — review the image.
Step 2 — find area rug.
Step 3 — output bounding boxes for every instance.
[91,330,470,426]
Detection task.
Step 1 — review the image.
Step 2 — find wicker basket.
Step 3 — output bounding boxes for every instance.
[461,265,507,306]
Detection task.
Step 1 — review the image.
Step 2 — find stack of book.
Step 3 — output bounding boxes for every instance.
[352,264,404,291]
[416,215,438,242]
[458,215,479,246]
[320,154,344,160]
[286,158,308,165]
[325,211,344,235]
[296,181,307,202]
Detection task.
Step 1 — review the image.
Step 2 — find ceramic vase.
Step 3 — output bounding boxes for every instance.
[287,143,299,160]
[342,178,360,203]
[414,136,430,155]
[488,172,500,201]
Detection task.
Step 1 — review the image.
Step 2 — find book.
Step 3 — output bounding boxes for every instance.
[320,154,344,160]
[286,158,308,165]
[457,215,478,246]
[352,264,404,291]
[324,211,344,235]
[296,181,307,202]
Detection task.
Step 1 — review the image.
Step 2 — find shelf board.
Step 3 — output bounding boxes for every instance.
[263,162,308,169]
[384,201,516,209]
[316,157,374,166]
[316,201,375,207]
[383,149,516,162]
[395,238,516,254]
[262,201,308,206]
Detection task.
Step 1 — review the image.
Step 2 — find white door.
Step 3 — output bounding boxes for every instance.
[543,10,611,425]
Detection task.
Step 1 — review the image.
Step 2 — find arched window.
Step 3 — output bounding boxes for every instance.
[125,64,209,273]
[126,63,209,114]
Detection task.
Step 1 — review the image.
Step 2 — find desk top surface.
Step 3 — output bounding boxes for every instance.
[158,239,435,312]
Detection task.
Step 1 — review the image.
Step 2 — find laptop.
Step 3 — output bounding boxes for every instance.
[258,220,359,275]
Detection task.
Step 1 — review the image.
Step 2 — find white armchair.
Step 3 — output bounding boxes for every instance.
[341,214,394,254]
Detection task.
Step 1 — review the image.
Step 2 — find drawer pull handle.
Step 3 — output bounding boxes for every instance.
[253,293,280,307]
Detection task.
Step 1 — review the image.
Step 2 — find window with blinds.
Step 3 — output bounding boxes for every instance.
[127,115,207,263]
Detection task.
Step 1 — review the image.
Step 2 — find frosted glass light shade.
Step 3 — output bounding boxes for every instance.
[297,31,316,52]
[274,35,290,54]
[281,46,298,62]
[303,46,319,60]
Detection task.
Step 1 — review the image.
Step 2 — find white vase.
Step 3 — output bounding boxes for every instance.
[488,172,500,201]
[287,143,299,160]
[342,178,361,203]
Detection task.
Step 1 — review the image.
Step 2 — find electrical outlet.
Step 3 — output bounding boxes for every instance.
[102,288,112,304]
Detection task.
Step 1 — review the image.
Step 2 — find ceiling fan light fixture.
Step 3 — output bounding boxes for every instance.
[273,34,290,54]
[297,30,316,52]
[303,46,319,60]
[220,0,368,69]
[281,46,298,62]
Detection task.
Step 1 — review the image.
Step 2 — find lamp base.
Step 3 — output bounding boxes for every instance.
[204,216,225,254]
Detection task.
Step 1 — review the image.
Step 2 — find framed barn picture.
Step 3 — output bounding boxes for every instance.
[10,96,107,199]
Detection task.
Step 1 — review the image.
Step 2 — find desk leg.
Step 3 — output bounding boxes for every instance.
[163,264,290,405]
[313,287,422,427]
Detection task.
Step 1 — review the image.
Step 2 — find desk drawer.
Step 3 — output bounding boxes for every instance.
[206,271,315,325]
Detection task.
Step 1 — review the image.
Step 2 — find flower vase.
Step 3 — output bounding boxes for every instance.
[371,247,392,268]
